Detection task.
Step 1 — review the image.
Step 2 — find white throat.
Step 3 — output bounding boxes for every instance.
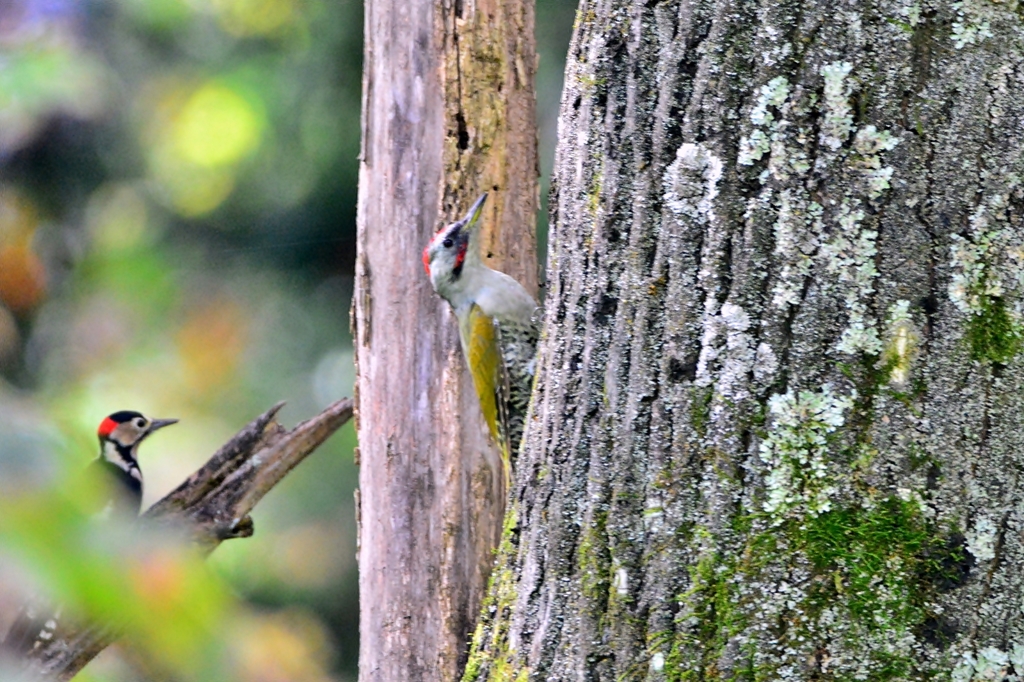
[102,440,141,476]
[435,265,536,322]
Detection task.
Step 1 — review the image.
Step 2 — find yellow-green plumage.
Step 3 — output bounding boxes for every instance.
[461,303,512,487]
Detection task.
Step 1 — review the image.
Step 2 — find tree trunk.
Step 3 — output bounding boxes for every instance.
[467,0,1024,679]
[354,0,537,679]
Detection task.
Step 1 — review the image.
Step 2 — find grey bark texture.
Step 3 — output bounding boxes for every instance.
[465,0,1024,679]
[9,399,353,681]
[354,0,537,680]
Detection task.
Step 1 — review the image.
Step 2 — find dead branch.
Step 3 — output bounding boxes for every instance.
[12,398,354,681]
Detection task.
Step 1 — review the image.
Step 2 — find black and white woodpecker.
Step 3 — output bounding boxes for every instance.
[1,410,177,657]
[89,410,178,517]
[422,193,539,488]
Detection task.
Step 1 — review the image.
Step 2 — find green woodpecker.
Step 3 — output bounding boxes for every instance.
[422,193,539,488]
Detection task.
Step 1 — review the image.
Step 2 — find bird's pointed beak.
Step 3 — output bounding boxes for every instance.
[459,192,488,233]
[147,418,179,433]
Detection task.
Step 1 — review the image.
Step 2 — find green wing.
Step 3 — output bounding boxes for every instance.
[460,303,513,487]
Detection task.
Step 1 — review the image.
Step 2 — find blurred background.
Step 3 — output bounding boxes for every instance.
[0,0,575,680]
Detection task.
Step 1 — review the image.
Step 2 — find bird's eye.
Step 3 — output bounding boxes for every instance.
[443,238,453,248]
[135,418,146,428]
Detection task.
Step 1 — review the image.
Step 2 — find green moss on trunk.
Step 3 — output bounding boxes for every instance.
[967,295,1022,364]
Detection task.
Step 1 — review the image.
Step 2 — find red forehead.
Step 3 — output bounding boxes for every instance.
[98,417,119,438]
[423,228,447,276]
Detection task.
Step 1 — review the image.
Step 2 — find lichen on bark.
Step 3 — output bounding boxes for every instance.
[463,0,1024,679]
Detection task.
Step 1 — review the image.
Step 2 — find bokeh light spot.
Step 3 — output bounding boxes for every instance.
[211,0,299,37]
[119,0,192,29]
[0,44,106,155]
[156,163,237,218]
[130,549,187,603]
[86,184,151,253]
[173,83,265,168]
[234,610,335,682]
[177,299,247,393]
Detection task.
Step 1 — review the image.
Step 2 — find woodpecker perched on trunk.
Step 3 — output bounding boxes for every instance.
[423,193,539,489]
[89,410,178,517]
[2,411,177,658]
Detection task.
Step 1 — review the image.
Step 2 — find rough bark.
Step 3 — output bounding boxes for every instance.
[11,399,353,681]
[466,0,1024,679]
[354,0,537,680]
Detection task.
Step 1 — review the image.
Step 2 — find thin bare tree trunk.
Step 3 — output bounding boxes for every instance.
[465,0,1024,679]
[354,0,537,679]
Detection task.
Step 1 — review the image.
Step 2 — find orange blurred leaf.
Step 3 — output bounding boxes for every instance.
[0,242,47,313]
[177,299,247,391]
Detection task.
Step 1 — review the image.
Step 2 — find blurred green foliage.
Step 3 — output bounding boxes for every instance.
[0,0,576,679]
